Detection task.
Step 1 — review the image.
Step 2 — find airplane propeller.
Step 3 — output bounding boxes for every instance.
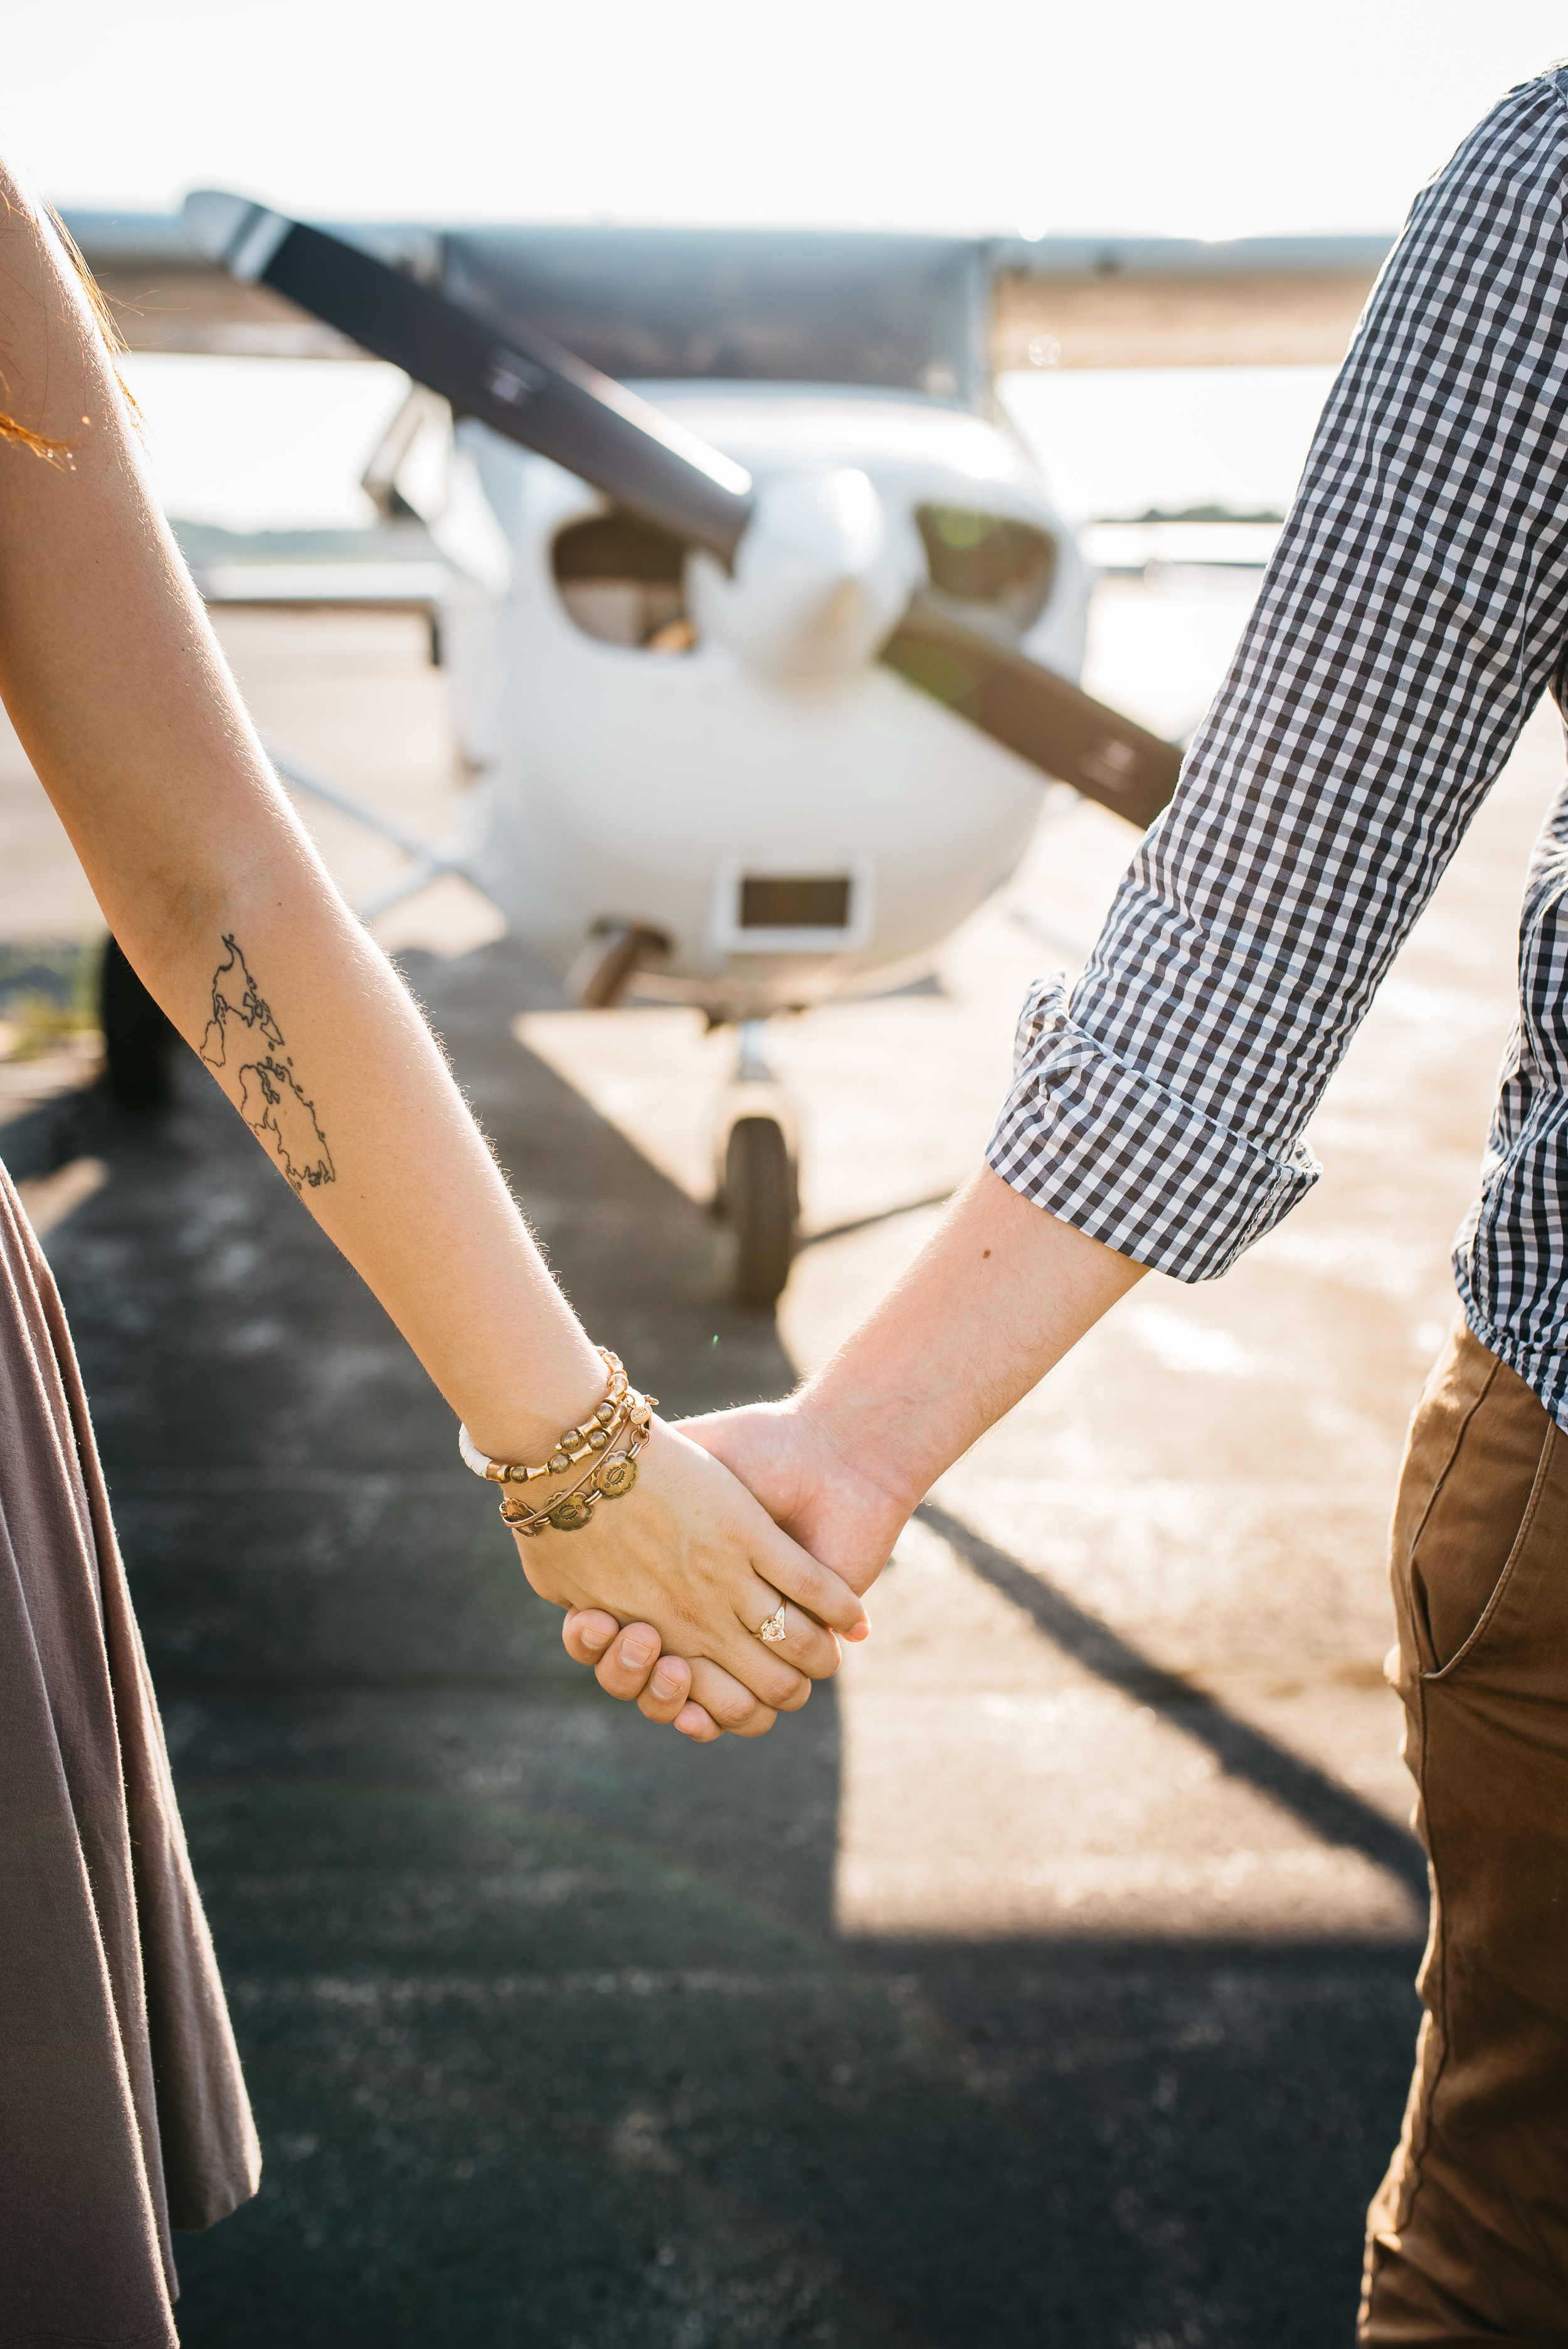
[185,195,1183,832]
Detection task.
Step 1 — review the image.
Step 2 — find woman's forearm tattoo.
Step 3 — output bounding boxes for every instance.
[199,935,336,1194]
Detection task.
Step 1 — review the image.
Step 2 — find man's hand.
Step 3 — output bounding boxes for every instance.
[677,1397,909,1594]
[559,1613,717,1739]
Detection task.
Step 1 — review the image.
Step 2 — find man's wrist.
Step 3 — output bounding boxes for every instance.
[788,1386,930,1523]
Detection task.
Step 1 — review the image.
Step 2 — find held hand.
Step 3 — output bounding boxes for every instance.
[557,1608,805,1744]
[560,1611,720,1742]
[514,1418,869,1735]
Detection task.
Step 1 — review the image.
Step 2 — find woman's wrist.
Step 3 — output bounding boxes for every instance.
[458,1334,624,1477]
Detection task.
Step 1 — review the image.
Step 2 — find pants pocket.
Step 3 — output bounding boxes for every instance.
[1406,1345,1554,1679]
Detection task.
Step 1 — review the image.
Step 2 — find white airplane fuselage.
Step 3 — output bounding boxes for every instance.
[440,386,1089,1015]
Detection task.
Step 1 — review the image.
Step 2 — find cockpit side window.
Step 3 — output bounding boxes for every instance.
[551,512,695,652]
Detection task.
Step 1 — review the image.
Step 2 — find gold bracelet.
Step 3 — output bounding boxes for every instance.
[501,1389,658,1536]
[458,1349,631,1485]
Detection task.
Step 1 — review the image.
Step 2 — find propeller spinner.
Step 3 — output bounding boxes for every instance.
[185,194,1183,832]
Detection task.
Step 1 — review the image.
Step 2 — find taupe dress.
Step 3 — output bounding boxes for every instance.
[0,1160,258,2346]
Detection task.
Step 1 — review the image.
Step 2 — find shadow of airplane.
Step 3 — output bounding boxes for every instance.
[918,1500,1425,1900]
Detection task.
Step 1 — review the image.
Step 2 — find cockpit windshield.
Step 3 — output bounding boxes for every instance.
[440,227,990,408]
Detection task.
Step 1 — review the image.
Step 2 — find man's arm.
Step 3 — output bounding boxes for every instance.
[567,69,1568,1721]
[566,1172,1140,1705]
[687,1169,1144,1582]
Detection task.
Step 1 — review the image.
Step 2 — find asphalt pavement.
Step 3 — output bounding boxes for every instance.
[3,582,1555,2346]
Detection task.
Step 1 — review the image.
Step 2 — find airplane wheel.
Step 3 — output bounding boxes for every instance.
[101,935,181,1107]
[725,1115,796,1307]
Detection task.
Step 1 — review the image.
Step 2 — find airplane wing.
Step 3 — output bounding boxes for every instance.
[63,211,1394,373]
[989,231,1392,369]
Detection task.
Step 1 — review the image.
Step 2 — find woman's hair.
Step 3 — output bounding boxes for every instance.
[0,204,135,458]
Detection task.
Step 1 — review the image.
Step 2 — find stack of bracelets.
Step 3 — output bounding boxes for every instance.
[457,1349,659,1537]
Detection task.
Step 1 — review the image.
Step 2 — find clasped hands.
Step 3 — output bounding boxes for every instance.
[511,1398,906,1743]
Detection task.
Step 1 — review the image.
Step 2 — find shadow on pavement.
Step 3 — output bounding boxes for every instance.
[10,937,1421,2347]
[919,1500,1427,1901]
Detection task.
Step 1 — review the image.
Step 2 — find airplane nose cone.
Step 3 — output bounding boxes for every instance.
[752,467,886,575]
[687,467,918,679]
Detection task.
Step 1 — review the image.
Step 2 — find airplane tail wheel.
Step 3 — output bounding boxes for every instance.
[725,1115,797,1307]
[101,936,181,1108]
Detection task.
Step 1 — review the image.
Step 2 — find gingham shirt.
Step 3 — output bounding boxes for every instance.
[986,68,1568,1427]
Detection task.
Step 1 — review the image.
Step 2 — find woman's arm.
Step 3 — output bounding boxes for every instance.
[0,176,867,1724]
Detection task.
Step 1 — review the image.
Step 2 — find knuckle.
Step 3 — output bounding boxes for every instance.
[765,1658,810,1703]
[709,1680,763,1729]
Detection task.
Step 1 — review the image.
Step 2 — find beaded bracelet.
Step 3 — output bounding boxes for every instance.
[501,1391,657,1537]
[457,1348,659,1535]
[458,1349,630,1485]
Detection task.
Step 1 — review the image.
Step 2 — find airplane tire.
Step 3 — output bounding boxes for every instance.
[101,935,181,1107]
[725,1115,796,1307]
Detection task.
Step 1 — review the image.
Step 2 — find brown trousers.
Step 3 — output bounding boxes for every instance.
[1361,1320,1568,2342]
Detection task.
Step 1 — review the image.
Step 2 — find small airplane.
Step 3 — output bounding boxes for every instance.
[73,203,1387,1300]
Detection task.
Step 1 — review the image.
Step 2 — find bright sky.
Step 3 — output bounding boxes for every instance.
[20,4,1562,532]
[4,1,1562,238]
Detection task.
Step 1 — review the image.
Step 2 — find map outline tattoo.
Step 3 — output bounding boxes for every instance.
[199,935,336,1195]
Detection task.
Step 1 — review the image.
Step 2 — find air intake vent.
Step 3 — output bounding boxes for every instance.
[915,506,1056,633]
[739,876,852,930]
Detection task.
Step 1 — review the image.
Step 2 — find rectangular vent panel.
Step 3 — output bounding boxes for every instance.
[739,876,852,930]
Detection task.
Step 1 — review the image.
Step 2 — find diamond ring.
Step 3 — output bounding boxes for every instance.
[755,1596,790,1645]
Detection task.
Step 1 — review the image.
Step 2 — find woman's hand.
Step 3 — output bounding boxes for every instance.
[515,1418,870,1737]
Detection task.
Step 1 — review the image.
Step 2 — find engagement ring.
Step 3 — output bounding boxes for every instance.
[755,1596,790,1645]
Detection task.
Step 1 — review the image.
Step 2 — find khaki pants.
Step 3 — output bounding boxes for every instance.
[1361,1320,1568,2342]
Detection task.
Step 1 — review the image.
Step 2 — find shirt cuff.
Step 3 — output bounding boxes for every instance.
[983,976,1322,1282]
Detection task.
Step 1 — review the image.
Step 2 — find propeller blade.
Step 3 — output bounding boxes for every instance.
[880,593,1183,829]
[184,194,755,565]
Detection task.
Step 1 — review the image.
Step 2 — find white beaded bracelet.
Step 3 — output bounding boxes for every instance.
[457,1348,630,1486]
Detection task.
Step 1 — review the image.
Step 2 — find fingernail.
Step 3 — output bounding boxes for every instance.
[845,1618,871,1642]
[651,1667,682,1699]
[580,1621,613,1652]
[621,1635,656,1669]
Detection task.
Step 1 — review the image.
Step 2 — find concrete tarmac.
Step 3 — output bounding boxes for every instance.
[1,577,1555,2346]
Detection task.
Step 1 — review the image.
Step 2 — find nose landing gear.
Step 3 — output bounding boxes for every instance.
[715,1018,798,1308]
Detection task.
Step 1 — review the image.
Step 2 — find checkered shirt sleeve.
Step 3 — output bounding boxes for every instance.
[987,71,1568,1288]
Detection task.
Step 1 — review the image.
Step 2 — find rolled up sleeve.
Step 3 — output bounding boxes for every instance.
[988,975,1320,1280]
[988,72,1568,1280]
